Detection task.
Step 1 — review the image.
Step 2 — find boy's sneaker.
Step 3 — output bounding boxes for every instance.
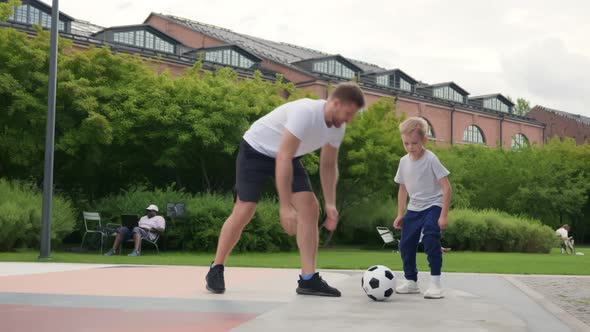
[127,250,140,257]
[296,272,341,297]
[103,249,115,256]
[424,284,444,299]
[395,280,421,294]
[206,263,225,294]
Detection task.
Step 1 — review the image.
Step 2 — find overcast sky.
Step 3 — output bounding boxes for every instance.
[44,0,590,117]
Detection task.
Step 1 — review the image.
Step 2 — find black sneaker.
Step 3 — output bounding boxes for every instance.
[296,272,341,297]
[206,263,225,294]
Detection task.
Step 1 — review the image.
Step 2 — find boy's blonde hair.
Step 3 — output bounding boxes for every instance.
[399,117,429,138]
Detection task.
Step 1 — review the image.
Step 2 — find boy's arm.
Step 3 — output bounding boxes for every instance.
[393,184,407,229]
[320,144,339,231]
[438,177,452,230]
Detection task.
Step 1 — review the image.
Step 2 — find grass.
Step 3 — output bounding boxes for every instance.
[1,247,588,275]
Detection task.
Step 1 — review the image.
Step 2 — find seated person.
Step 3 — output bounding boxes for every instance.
[104,204,165,256]
[555,224,574,254]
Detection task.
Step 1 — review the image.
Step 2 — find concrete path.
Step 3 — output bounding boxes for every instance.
[0,262,587,332]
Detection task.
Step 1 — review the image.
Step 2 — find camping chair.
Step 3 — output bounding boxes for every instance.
[376,226,399,252]
[81,212,111,253]
[121,228,162,255]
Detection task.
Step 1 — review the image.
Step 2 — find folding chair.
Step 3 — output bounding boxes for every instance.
[81,212,109,253]
[376,226,399,252]
[121,230,162,255]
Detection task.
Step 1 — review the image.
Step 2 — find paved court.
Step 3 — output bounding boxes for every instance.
[0,262,588,332]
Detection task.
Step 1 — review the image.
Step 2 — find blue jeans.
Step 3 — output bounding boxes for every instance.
[399,206,442,281]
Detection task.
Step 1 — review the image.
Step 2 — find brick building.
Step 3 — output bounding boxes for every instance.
[2,0,547,149]
[528,106,590,144]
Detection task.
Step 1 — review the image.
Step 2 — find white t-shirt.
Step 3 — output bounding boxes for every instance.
[556,227,568,239]
[138,215,165,240]
[394,150,450,212]
[243,98,345,157]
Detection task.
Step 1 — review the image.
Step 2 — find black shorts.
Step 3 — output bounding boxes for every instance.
[235,139,312,202]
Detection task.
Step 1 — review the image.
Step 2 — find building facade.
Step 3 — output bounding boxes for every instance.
[2,0,548,148]
[528,106,590,144]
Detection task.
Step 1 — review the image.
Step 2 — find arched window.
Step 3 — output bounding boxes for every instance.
[420,117,435,138]
[463,125,485,144]
[511,133,529,149]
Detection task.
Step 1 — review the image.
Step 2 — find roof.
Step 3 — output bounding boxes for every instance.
[25,0,75,21]
[70,20,104,36]
[469,94,515,106]
[92,24,184,45]
[421,82,470,96]
[144,13,385,73]
[531,105,590,126]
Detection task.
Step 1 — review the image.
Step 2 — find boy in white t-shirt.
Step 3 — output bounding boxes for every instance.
[206,83,366,297]
[393,117,452,299]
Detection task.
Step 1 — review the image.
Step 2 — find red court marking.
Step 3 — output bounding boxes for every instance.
[0,304,255,332]
[0,266,297,299]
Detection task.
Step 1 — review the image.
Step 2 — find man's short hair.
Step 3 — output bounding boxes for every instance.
[329,82,365,109]
[400,117,428,138]
[563,224,570,230]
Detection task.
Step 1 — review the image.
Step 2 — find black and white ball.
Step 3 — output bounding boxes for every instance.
[362,265,396,301]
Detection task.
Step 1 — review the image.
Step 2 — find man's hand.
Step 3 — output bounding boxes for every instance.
[279,204,297,236]
[393,215,404,229]
[323,204,339,231]
[438,215,448,230]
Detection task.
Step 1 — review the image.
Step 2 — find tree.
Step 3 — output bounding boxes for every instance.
[507,95,531,116]
[0,0,20,22]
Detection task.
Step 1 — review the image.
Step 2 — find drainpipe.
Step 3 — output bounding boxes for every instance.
[499,115,504,149]
[450,106,455,145]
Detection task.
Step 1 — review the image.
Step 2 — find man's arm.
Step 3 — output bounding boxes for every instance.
[276,130,301,205]
[320,144,339,207]
[320,144,339,231]
[276,130,301,235]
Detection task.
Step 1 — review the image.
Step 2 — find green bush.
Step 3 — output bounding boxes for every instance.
[445,209,555,253]
[332,195,397,246]
[93,188,296,252]
[0,179,76,250]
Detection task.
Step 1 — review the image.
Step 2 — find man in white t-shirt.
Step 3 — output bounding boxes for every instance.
[104,204,165,257]
[206,83,366,297]
[556,224,574,254]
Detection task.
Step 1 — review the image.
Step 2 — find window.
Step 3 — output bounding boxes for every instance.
[145,31,154,49]
[434,86,464,103]
[204,49,255,69]
[28,6,40,25]
[376,75,389,87]
[14,4,27,23]
[135,30,145,47]
[420,117,435,138]
[463,125,485,144]
[9,4,67,31]
[114,31,134,45]
[511,134,528,149]
[312,59,355,79]
[484,98,510,113]
[400,77,412,91]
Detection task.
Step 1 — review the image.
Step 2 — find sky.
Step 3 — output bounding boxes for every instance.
[43,0,590,117]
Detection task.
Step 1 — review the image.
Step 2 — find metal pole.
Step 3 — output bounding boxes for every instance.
[39,0,60,259]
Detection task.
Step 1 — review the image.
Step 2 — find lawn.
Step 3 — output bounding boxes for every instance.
[1,247,588,275]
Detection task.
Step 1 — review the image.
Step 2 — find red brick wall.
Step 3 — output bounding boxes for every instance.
[528,107,590,145]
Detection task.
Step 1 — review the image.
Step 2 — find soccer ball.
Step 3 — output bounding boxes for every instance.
[362,265,396,301]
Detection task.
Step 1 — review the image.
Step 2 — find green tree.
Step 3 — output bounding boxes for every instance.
[0,0,20,21]
[337,97,404,210]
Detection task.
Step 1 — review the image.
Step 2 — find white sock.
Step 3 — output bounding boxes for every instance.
[431,275,441,287]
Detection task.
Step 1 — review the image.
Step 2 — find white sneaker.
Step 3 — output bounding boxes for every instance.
[424,284,444,299]
[395,280,420,294]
